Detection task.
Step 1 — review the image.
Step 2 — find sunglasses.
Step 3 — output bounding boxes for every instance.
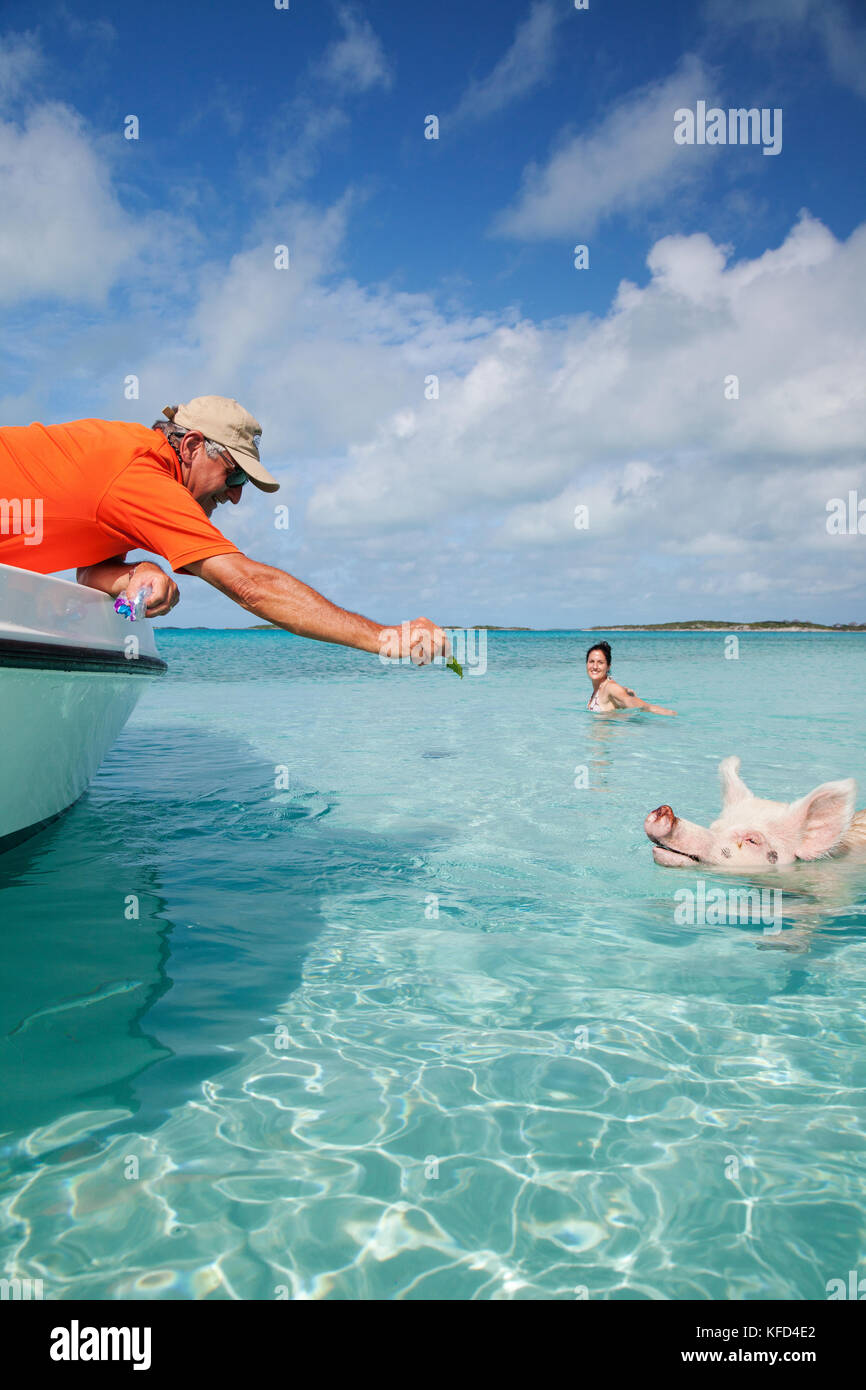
[223,456,249,488]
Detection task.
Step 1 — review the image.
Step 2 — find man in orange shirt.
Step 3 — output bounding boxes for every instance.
[0,396,447,664]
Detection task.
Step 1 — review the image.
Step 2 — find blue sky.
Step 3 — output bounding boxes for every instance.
[1,0,865,626]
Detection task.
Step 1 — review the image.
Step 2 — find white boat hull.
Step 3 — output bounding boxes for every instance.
[0,564,166,849]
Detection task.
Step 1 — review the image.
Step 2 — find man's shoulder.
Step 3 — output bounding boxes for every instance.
[90,422,181,501]
[35,416,155,433]
[1,418,173,481]
[88,420,176,472]
[30,417,169,462]
[77,418,163,446]
[1,417,159,445]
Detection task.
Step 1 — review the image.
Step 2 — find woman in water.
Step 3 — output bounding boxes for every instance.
[586,641,676,715]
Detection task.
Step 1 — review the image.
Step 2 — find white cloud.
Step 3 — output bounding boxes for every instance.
[296,209,866,622]
[492,54,719,240]
[108,195,507,502]
[249,8,391,199]
[0,102,149,305]
[816,2,866,98]
[54,6,117,50]
[704,0,866,99]
[0,30,41,104]
[317,5,393,94]
[0,30,187,307]
[249,100,350,198]
[493,463,663,546]
[450,1,562,126]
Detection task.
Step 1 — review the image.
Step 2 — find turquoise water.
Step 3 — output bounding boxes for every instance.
[2,630,866,1300]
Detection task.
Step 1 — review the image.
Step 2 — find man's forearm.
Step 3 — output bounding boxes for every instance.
[76,556,134,597]
[196,556,384,653]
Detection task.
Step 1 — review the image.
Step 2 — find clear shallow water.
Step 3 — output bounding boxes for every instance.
[2,630,866,1300]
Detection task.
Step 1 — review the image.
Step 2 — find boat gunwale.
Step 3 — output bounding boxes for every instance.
[0,636,167,676]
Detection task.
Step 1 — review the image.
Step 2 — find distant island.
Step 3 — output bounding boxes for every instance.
[273,620,861,632]
[245,623,535,631]
[591,620,866,632]
[157,620,866,633]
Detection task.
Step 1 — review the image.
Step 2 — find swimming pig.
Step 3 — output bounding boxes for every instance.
[645,757,866,869]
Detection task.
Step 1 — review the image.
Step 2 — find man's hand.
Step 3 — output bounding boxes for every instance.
[127,561,179,618]
[388,617,451,666]
[77,555,179,617]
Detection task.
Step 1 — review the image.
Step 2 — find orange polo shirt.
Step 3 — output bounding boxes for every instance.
[0,418,241,574]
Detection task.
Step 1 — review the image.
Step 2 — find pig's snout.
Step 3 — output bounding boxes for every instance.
[645,805,676,838]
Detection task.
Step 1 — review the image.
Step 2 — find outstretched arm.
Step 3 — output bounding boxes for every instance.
[606,680,677,716]
[183,551,448,662]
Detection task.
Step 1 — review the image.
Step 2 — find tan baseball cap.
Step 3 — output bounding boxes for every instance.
[162,396,279,493]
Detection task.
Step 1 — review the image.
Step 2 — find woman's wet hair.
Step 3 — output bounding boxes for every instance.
[586,641,612,669]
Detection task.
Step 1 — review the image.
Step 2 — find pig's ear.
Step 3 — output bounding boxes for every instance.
[719,756,751,808]
[787,779,857,860]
